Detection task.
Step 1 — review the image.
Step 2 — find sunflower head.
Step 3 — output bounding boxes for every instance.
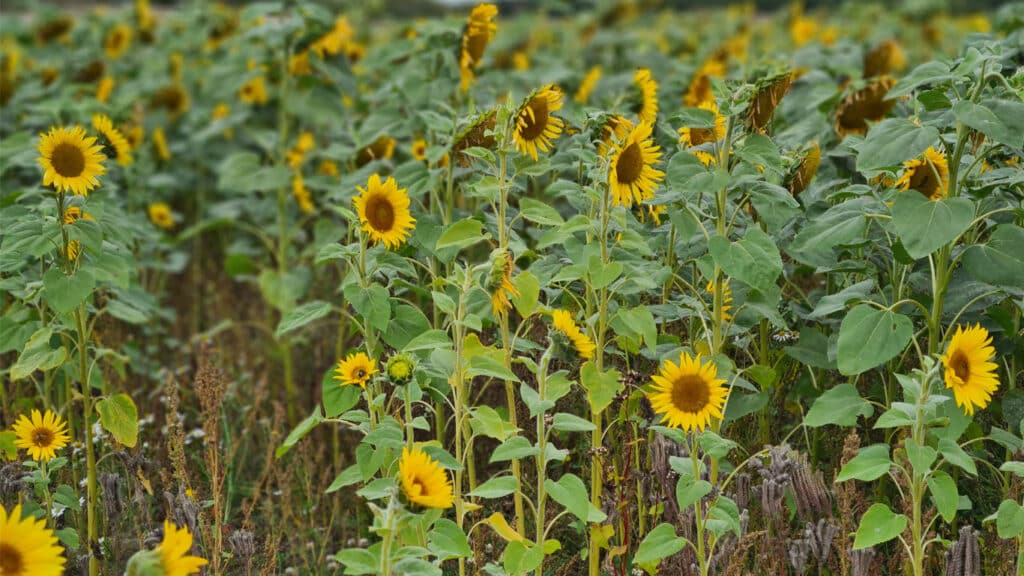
[353,174,415,249]
[487,247,519,317]
[335,352,378,389]
[75,60,106,84]
[156,521,208,576]
[148,202,175,230]
[0,504,66,576]
[790,14,819,47]
[150,84,190,118]
[239,76,268,105]
[941,324,999,416]
[35,17,73,45]
[399,446,455,509]
[452,111,497,166]
[678,99,726,167]
[896,146,949,201]
[685,59,725,107]
[96,76,115,104]
[152,126,171,161]
[36,126,107,196]
[459,3,499,91]
[596,114,634,157]
[291,172,314,214]
[550,309,596,362]
[386,353,417,384]
[608,121,664,208]
[319,159,340,177]
[92,114,133,167]
[646,351,727,432]
[786,142,821,196]
[513,84,564,161]
[632,68,659,125]
[863,39,906,79]
[834,76,896,138]
[411,139,428,162]
[12,409,70,462]
[105,24,132,60]
[574,65,602,104]
[746,71,792,133]
[356,135,396,167]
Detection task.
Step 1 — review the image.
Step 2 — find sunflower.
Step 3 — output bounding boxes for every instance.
[35,17,73,45]
[678,99,726,167]
[551,309,596,361]
[632,68,658,125]
[863,39,906,78]
[148,202,175,229]
[459,3,499,91]
[574,65,602,104]
[354,174,414,249]
[747,72,792,133]
[597,114,634,157]
[635,204,667,226]
[123,122,144,150]
[705,280,733,323]
[287,131,315,168]
[787,142,821,196]
[135,0,157,40]
[608,122,664,208]
[36,126,107,196]
[411,139,428,162]
[311,16,354,58]
[646,351,728,432]
[790,13,819,47]
[452,111,497,166]
[896,146,949,200]
[334,352,377,388]
[62,206,92,262]
[291,172,314,214]
[834,76,896,138]
[399,446,455,509]
[96,76,115,104]
[685,59,725,107]
[156,521,207,576]
[12,409,70,462]
[513,85,564,161]
[356,136,396,166]
[75,60,106,84]
[0,504,66,576]
[488,248,519,317]
[92,114,133,166]
[150,85,190,118]
[239,76,268,105]
[211,102,233,138]
[386,353,416,384]
[319,159,339,176]
[104,24,132,60]
[152,127,170,161]
[941,324,999,416]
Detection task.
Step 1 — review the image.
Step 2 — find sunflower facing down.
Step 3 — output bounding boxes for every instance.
[747,72,792,133]
[356,135,396,166]
[632,68,658,125]
[513,85,564,161]
[37,126,107,196]
[551,309,596,361]
[863,39,906,79]
[155,521,208,576]
[941,324,999,416]
[896,146,949,200]
[399,446,455,509]
[104,24,132,60]
[646,351,728,432]
[488,247,519,317]
[834,76,896,138]
[608,121,664,207]
[459,3,499,91]
[787,142,821,196]
[574,65,602,104]
[12,409,70,462]
[92,114,133,166]
[0,504,66,576]
[335,352,378,389]
[678,99,726,167]
[354,174,415,249]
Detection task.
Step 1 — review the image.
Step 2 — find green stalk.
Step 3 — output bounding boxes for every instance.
[691,439,708,576]
[77,304,99,576]
[589,180,612,576]
[534,350,552,576]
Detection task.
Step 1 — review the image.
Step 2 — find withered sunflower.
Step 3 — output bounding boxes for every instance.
[834,76,896,138]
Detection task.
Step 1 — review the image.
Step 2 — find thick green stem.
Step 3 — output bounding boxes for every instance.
[691,441,708,576]
[77,305,99,576]
[534,351,551,576]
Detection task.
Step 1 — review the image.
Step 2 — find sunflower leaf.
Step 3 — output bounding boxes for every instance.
[891,193,974,260]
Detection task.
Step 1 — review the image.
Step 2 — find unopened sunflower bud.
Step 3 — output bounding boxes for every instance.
[386,353,417,384]
[125,548,162,576]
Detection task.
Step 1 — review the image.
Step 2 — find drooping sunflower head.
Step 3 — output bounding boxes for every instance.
[104,24,132,60]
[35,16,74,45]
[150,84,190,118]
[459,3,499,91]
[631,68,658,125]
[746,71,792,133]
[685,59,725,107]
[786,142,821,196]
[896,146,949,201]
[148,202,175,230]
[646,351,728,432]
[941,324,999,416]
[96,76,115,104]
[451,110,497,166]
[487,247,519,317]
[386,353,417,384]
[550,309,596,362]
[356,135,396,167]
[157,521,208,576]
[353,174,415,249]
[596,114,634,158]
[863,39,906,79]
[678,99,726,167]
[12,409,70,462]
[834,76,896,138]
[152,126,171,161]
[92,114,133,167]
[334,352,378,389]
[513,84,564,161]
[574,65,602,104]
[0,504,66,576]
[75,60,106,84]
[36,125,107,196]
[399,446,455,509]
[608,121,664,208]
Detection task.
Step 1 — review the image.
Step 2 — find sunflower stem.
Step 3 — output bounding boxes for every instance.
[76,303,100,576]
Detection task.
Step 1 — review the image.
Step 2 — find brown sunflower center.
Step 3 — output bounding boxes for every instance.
[0,542,24,575]
[950,351,970,383]
[356,368,367,379]
[616,142,643,185]
[412,478,427,496]
[689,127,716,147]
[519,97,550,142]
[33,427,55,447]
[365,195,395,232]
[670,374,710,414]
[907,163,940,199]
[51,143,86,178]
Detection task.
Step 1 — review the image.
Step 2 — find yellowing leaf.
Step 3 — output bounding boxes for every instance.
[485,512,524,542]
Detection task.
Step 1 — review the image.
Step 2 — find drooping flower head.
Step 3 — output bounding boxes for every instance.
[863,39,907,78]
[574,65,602,104]
[786,142,821,196]
[941,324,999,416]
[896,146,949,201]
[0,504,66,576]
[488,247,519,317]
[12,409,70,462]
[36,126,107,196]
[399,446,455,509]
[646,352,728,432]
[513,84,564,161]
[746,72,792,133]
[608,121,664,207]
[834,76,896,138]
[459,4,499,91]
[353,174,415,249]
[334,352,378,389]
[678,99,726,167]
[551,309,595,361]
[632,68,658,125]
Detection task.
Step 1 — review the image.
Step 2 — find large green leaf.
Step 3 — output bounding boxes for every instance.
[11,327,67,381]
[581,362,622,415]
[804,384,873,427]
[997,499,1024,538]
[435,218,488,251]
[545,473,606,523]
[95,394,139,448]
[962,225,1024,289]
[708,228,782,292]
[275,300,331,338]
[837,305,913,376]
[891,192,974,260]
[634,523,687,574]
[853,504,908,549]
[428,519,472,562]
[836,444,892,482]
[856,118,940,172]
[927,470,958,523]
[954,100,1023,148]
[43,268,95,315]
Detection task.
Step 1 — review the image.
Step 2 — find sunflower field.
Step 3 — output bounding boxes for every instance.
[2,0,1024,574]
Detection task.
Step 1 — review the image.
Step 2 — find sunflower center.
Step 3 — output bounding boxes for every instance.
[411,478,426,496]
[689,127,715,147]
[616,142,643,185]
[0,542,24,576]
[519,97,550,141]
[51,143,86,178]
[356,369,367,379]
[950,351,970,383]
[33,427,55,447]
[907,163,940,199]
[365,195,395,232]
[670,374,710,414]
